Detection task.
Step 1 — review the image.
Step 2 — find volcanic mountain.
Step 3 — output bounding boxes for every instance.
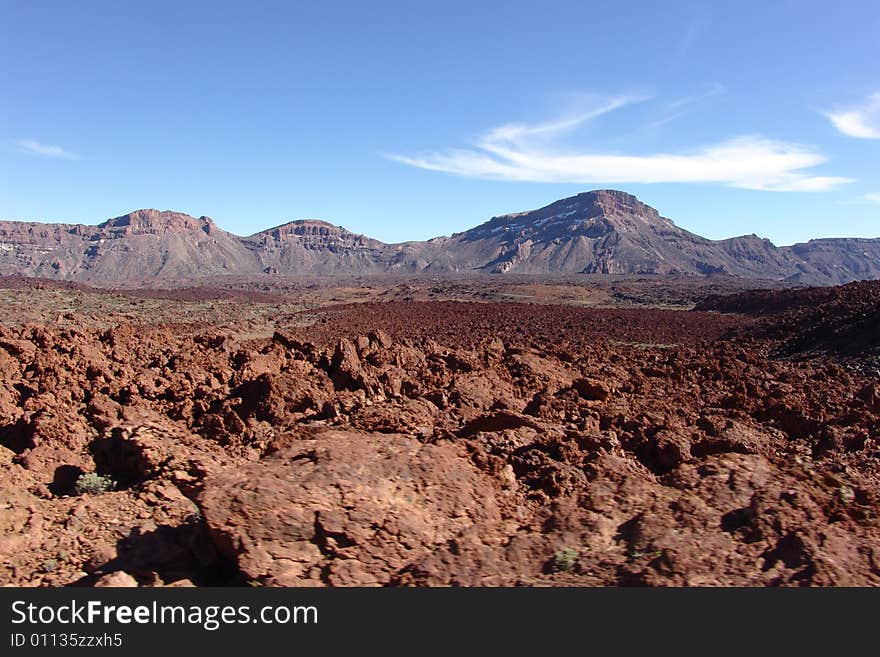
[0,190,877,283]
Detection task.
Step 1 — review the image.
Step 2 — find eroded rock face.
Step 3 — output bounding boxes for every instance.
[198,430,509,586]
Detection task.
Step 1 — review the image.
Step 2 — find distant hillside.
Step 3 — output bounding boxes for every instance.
[1,191,878,284]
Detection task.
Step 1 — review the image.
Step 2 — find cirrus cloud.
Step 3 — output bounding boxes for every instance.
[14,139,80,160]
[387,98,851,192]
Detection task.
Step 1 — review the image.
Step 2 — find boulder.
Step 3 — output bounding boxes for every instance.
[198,430,507,586]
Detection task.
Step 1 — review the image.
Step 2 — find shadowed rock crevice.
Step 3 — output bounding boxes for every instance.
[69,517,235,587]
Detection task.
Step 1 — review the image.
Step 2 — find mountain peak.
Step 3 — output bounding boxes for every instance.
[466,189,673,242]
[582,188,640,203]
[576,189,665,223]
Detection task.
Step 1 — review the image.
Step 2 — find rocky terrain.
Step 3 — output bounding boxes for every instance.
[2,190,878,284]
[1,277,878,587]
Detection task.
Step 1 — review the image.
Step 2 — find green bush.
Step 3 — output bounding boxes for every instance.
[552,547,579,572]
[74,472,116,495]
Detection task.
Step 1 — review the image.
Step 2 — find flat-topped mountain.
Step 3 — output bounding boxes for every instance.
[254,219,365,242]
[0,209,247,280]
[97,209,219,236]
[247,220,397,274]
[1,191,878,283]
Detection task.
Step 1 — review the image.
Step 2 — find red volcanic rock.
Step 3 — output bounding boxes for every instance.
[697,279,880,372]
[197,430,510,586]
[572,377,612,401]
[199,431,501,586]
[0,282,879,587]
[330,338,363,390]
[90,423,229,492]
[93,571,138,587]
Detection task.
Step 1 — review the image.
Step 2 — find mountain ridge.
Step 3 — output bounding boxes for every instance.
[1,190,878,284]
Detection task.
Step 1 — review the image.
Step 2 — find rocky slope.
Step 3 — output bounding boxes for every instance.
[0,210,255,280]
[1,191,878,283]
[437,190,809,278]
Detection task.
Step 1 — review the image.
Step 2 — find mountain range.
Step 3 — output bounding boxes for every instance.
[1,189,878,284]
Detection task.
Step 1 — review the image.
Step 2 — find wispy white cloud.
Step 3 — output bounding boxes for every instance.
[666,83,726,112]
[479,95,649,145]
[826,92,880,139]
[14,139,80,160]
[388,99,852,192]
[865,193,880,204]
[650,83,726,128]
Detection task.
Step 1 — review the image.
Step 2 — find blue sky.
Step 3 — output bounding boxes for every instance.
[1,0,878,245]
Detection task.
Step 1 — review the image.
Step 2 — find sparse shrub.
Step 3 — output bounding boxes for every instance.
[552,547,579,572]
[74,472,116,495]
